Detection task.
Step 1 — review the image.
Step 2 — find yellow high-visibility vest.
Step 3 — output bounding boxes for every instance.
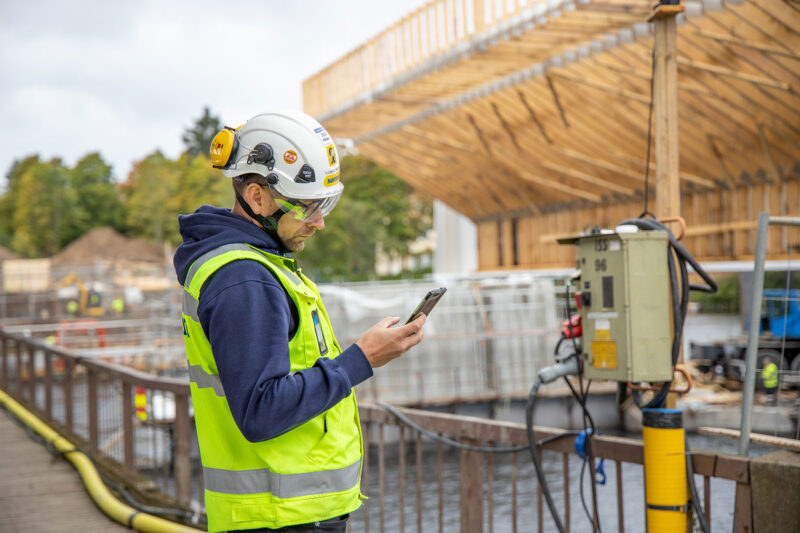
[181,243,363,532]
[763,362,779,389]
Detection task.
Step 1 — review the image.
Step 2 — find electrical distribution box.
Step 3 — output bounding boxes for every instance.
[559,229,673,382]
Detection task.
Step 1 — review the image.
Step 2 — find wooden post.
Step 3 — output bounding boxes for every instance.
[122,381,135,476]
[459,437,483,533]
[649,3,684,409]
[734,481,753,533]
[64,359,74,434]
[649,4,683,222]
[174,392,192,507]
[1,336,7,391]
[44,350,53,420]
[15,341,23,398]
[27,344,36,408]
[88,367,98,454]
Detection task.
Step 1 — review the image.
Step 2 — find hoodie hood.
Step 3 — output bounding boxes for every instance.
[173,205,288,285]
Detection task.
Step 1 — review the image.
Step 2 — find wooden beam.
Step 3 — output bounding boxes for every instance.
[678,58,792,92]
[653,8,681,220]
[546,75,570,128]
[549,71,651,105]
[756,124,783,183]
[692,29,800,60]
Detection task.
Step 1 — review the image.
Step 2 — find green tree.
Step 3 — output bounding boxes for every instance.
[122,151,181,244]
[168,152,232,218]
[62,152,125,245]
[10,159,74,257]
[297,154,432,282]
[0,155,41,248]
[182,107,222,157]
[122,151,232,246]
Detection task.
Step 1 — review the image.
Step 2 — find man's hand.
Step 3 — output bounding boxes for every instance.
[356,314,426,369]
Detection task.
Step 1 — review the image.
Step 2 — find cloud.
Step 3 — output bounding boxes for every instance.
[0,0,427,184]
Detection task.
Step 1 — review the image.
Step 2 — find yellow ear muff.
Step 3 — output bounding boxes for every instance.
[210,127,239,169]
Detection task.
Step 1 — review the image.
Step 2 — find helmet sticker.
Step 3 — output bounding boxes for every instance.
[296,164,315,183]
[326,144,337,167]
[283,150,298,164]
[324,171,340,187]
[314,127,331,143]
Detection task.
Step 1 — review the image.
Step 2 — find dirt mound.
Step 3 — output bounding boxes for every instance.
[52,227,164,266]
[0,246,20,262]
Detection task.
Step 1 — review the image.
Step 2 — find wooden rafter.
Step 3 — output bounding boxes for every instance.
[306,0,800,268]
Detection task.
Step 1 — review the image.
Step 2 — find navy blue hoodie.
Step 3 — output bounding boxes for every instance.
[173,205,373,442]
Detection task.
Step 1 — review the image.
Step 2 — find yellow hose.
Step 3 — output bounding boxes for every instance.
[0,388,205,533]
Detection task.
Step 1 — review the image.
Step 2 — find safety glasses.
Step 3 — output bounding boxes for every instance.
[273,193,341,221]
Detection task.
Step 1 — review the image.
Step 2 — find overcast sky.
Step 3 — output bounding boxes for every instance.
[0,0,427,186]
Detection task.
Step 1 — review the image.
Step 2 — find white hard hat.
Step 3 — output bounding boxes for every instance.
[210,111,343,217]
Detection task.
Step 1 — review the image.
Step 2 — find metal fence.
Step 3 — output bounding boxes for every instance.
[320,275,561,404]
[0,330,197,511]
[1,327,757,532]
[355,404,754,533]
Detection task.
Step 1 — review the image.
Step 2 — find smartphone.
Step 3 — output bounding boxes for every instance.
[405,288,447,324]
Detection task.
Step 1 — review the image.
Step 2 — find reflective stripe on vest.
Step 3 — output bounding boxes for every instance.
[183,290,200,321]
[184,243,303,290]
[203,458,361,498]
[182,243,304,323]
[188,364,225,397]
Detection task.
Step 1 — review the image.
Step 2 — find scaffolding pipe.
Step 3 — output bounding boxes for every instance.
[738,212,770,457]
[738,213,800,456]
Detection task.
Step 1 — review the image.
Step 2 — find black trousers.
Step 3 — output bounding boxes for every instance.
[232,514,349,532]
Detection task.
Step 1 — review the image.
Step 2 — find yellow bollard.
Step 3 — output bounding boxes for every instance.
[643,408,689,532]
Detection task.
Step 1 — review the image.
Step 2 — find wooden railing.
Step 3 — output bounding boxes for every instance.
[357,404,754,532]
[1,327,754,531]
[0,329,196,510]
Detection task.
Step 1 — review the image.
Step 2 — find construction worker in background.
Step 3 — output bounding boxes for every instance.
[762,357,779,406]
[174,111,426,532]
[88,289,102,307]
[111,297,125,316]
[66,300,78,317]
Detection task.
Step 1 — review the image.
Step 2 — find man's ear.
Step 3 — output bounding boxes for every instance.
[244,182,264,212]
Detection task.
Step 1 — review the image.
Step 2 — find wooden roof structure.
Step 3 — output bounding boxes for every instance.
[304,0,800,268]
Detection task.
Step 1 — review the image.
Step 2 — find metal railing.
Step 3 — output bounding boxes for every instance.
[356,404,754,533]
[0,329,197,511]
[1,327,756,531]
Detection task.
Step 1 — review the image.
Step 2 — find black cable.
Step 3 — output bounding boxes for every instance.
[685,436,711,533]
[620,218,717,294]
[640,46,656,219]
[526,379,566,533]
[377,402,576,454]
[564,377,598,438]
[562,277,601,531]
[562,370,601,532]
[577,374,601,533]
[579,454,594,531]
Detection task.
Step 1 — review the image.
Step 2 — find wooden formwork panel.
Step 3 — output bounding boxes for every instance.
[476,177,800,270]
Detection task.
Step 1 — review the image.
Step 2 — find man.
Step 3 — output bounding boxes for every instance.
[174,111,426,532]
[762,357,778,406]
